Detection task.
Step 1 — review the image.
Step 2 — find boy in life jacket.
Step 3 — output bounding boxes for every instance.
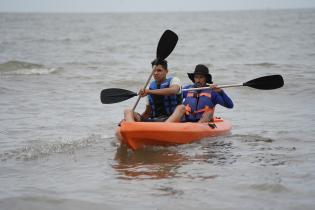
[123,59,185,123]
[182,64,233,122]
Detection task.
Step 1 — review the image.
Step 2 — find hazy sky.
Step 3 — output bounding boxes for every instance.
[1,0,315,12]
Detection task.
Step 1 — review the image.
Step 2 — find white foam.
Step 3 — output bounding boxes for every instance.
[10,68,59,75]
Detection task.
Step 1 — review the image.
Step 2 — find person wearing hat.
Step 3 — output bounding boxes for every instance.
[122,59,185,123]
[182,64,233,122]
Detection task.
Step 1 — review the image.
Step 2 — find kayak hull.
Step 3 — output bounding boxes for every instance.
[116,118,232,150]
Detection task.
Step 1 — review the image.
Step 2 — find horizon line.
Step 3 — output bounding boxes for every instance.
[0,7,314,14]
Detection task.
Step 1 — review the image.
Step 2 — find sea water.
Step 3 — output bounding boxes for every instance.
[0,9,315,209]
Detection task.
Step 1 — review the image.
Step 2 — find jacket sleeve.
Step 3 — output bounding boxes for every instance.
[213,90,234,108]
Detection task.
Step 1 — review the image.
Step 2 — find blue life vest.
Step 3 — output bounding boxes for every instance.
[183,84,214,122]
[148,77,182,118]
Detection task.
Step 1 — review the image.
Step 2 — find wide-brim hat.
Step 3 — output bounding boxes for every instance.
[187,64,212,84]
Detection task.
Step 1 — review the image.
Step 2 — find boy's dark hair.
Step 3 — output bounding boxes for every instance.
[151,59,168,69]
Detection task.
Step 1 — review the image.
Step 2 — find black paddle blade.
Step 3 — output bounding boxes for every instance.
[100,88,137,104]
[243,75,284,90]
[156,30,178,61]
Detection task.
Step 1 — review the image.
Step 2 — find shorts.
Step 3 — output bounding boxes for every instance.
[140,115,169,122]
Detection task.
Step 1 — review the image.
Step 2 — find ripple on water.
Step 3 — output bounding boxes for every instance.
[230,134,297,167]
[0,134,105,161]
[250,183,290,193]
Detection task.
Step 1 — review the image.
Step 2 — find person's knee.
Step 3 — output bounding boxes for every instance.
[178,105,186,114]
[124,108,132,115]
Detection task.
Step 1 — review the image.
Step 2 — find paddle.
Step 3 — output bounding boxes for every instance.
[100,88,137,104]
[182,74,284,91]
[100,75,284,104]
[100,30,178,107]
[131,30,178,110]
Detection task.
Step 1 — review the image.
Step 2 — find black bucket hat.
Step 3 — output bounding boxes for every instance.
[187,64,212,84]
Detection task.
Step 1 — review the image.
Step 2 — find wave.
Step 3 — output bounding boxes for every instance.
[0,60,61,75]
[244,62,277,67]
[0,197,111,210]
[32,37,92,43]
[250,183,289,193]
[0,134,109,161]
[230,134,274,143]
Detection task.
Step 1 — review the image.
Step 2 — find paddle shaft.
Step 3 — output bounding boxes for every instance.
[132,67,155,111]
[131,30,178,111]
[182,84,243,92]
[100,74,283,104]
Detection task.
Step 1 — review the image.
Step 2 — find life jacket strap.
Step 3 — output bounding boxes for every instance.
[185,104,191,115]
[199,93,211,98]
[187,92,198,98]
[187,92,211,98]
[193,105,213,114]
[185,105,214,116]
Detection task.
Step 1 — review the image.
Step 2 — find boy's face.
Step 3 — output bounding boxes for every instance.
[153,64,168,83]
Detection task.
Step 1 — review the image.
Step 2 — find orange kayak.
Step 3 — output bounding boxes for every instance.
[117,117,232,150]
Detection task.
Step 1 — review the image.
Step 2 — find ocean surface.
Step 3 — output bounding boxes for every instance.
[1,9,315,210]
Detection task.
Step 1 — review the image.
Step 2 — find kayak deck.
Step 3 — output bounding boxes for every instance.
[117,118,232,150]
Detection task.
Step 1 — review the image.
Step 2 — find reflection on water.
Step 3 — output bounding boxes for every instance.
[112,145,188,180]
[112,137,236,180]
